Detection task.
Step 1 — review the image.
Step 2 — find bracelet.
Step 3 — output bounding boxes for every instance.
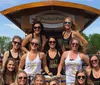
[47,71,50,74]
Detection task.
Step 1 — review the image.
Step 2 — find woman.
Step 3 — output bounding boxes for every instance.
[31,74,46,85]
[19,38,52,81]
[3,58,18,85]
[86,54,100,85]
[22,20,47,52]
[3,35,22,70]
[62,16,88,52]
[11,70,28,85]
[72,69,93,85]
[49,78,60,85]
[45,36,63,75]
[57,37,89,85]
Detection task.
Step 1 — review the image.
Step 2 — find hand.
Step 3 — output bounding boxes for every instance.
[56,73,61,78]
[48,72,53,76]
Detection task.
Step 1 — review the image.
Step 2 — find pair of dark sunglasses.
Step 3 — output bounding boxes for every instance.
[34,26,41,29]
[77,76,86,79]
[91,59,98,63]
[31,42,39,46]
[71,43,79,46]
[49,41,56,44]
[13,41,21,45]
[18,76,27,79]
[63,22,72,25]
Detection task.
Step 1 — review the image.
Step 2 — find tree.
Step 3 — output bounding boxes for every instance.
[0,36,11,54]
[86,34,100,54]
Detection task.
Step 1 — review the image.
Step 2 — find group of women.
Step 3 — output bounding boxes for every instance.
[0,16,100,85]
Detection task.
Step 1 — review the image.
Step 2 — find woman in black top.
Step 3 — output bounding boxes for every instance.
[3,36,22,71]
[45,36,63,75]
[22,20,47,53]
[62,16,88,52]
[86,54,100,85]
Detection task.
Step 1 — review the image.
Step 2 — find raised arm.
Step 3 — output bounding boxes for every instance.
[73,31,88,47]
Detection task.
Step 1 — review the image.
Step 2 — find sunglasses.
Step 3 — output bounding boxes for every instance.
[77,76,86,79]
[31,42,39,46]
[91,59,98,63]
[71,43,79,46]
[18,76,27,79]
[63,22,72,25]
[49,41,56,44]
[34,26,41,29]
[13,41,21,45]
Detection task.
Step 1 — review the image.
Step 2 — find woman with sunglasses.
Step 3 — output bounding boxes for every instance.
[44,36,63,75]
[57,37,89,85]
[62,16,88,52]
[31,74,46,85]
[11,70,28,85]
[2,36,22,71]
[22,20,47,53]
[72,69,93,85]
[3,58,18,85]
[19,38,52,83]
[86,54,100,85]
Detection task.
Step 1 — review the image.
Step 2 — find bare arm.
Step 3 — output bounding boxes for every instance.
[42,35,47,47]
[21,34,32,53]
[19,54,26,71]
[57,52,66,77]
[73,31,88,47]
[2,51,9,70]
[41,52,52,75]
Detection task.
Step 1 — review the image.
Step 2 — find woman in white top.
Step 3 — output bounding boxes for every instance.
[19,38,52,76]
[57,37,89,85]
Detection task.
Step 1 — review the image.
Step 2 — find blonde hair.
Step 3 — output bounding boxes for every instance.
[14,70,28,85]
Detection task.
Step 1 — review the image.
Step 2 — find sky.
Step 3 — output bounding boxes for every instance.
[0,0,100,39]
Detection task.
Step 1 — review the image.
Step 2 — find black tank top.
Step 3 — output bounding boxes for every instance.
[8,50,20,65]
[62,32,72,50]
[90,70,100,85]
[46,51,61,75]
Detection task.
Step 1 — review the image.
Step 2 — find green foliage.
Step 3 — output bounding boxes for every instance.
[86,34,100,54]
[0,36,11,53]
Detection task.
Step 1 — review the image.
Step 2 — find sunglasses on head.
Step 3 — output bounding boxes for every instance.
[34,26,41,29]
[31,42,39,46]
[49,41,56,44]
[13,41,21,45]
[63,22,72,25]
[77,76,86,79]
[18,76,27,79]
[91,59,98,63]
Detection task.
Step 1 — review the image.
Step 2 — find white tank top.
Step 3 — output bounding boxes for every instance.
[24,52,41,75]
[65,51,82,83]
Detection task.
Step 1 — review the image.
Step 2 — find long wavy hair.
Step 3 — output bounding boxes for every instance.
[32,74,46,85]
[32,20,44,36]
[14,70,28,85]
[63,16,79,31]
[3,58,18,84]
[69,37,84,53]
[75,69,93,85]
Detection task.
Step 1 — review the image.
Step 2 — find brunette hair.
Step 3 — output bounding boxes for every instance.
[3,58,18,84]
[75,69,93,85]
[89,54,100,68]
[49,77,60,85]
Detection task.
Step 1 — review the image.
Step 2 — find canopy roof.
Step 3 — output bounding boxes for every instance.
[0,1,100,35]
